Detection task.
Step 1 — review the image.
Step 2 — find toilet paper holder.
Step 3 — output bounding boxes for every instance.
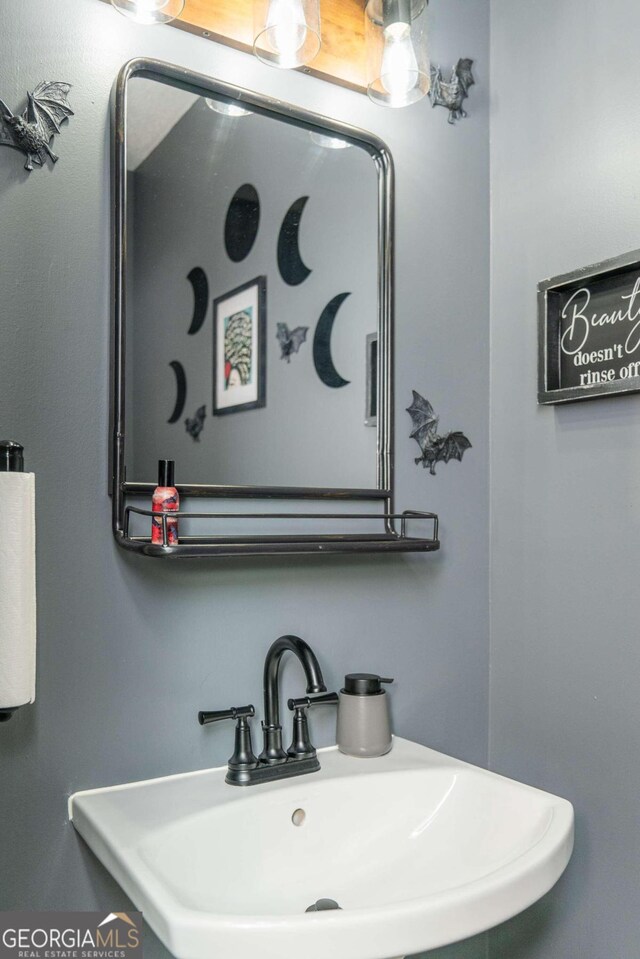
[0,439,36,724]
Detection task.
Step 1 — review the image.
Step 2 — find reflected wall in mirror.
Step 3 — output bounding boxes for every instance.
[124,70,384,490]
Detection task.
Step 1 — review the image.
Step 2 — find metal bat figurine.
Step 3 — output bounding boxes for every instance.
[407,391,471,475]
[429,59,475,123]
[0,81,73,171]
[276,322,308,362]
[185,405,206,442]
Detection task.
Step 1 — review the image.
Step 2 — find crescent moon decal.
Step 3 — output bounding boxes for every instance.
[186,267,209,335]
[167,360,187,423]
[313,292,351,389]
[225,184,260,263]
[278,196,312,286]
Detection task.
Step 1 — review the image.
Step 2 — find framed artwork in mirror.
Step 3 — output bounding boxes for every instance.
[213,276,266,415]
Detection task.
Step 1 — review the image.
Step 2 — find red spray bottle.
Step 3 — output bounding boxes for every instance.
[152,459,179,545]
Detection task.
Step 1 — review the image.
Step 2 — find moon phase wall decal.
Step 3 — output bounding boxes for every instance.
[278,196,312,286]
[313,292,351,389]
[167,360,187,423]
[224,184,260,262]
[186,267,209,335]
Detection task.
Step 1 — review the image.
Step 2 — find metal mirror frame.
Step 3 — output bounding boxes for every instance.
[111,58,438,557]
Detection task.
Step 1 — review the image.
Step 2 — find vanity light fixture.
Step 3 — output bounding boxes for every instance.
[110,0,185,25]
[253,0,321,69]
[365,0,430,107]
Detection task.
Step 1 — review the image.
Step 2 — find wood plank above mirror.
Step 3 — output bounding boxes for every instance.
[100,0,368,92]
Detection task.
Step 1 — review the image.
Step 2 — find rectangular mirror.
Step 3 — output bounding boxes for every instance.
[112,60,438,556]
[125,72,380,489]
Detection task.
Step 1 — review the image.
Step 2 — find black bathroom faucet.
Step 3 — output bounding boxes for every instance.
[260,634,326,764]
[199,635,338,786]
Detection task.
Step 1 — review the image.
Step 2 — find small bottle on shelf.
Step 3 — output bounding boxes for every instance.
[152,459,179,545]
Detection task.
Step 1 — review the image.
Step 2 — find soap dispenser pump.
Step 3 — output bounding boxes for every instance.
[336,673,394,758]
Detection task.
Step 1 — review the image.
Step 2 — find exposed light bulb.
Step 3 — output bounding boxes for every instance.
[110,0,184,25]
[309,132,351,150]
[266,0,308,64]
[380,23,419,105]
[254,0,320,69]
[205,99,252,117]
[365,0,429,107]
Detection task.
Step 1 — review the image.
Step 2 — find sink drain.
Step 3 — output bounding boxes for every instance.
[305,899,342,913]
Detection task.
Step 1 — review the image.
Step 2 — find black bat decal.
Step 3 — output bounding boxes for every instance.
[429,59,475,123]
[407,391,472,475]
[277,322,308,362]
[185,405,206,441]
[0,81,73,171]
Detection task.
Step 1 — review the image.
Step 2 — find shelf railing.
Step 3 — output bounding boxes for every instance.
[117,504,440,558]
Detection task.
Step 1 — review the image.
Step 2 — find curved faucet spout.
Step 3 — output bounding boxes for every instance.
[260,635,327,764]
[264,635,326,724]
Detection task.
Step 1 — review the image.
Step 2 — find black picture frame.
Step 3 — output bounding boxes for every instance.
[213,275,267,416]
[538,248,640,405]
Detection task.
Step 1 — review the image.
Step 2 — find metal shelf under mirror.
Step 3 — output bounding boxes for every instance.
[110,59,440,559]
[118,495,439,558]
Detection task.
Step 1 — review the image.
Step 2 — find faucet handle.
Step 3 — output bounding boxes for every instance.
[198,706,258,781]
[198,705,255,725]
[286,693,339,760]
[287,692,339,711]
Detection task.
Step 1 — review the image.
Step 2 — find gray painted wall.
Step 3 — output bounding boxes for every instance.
[0,2,489,958]
[489,0,640,956]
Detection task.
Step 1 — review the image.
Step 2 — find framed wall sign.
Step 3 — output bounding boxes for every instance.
[538,249,640,404]
[213,276,266,415]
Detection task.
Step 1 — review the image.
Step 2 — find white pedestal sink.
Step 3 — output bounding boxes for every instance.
[69,738,573,959]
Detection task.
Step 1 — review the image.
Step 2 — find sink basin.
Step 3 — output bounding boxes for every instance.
[69,738,573,959]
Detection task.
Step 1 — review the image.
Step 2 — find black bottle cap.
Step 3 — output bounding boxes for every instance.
[342,673,394,696]
[157,459,175,487]
[0,440,24,473]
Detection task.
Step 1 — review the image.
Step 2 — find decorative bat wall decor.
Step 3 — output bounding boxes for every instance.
[429,59,475,123]
[0,81,73,171]
[277,322,308,362]
[185,405,206,441]
[407,391,471,475]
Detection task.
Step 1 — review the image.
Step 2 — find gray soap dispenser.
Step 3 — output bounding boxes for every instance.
[336,673,394,758]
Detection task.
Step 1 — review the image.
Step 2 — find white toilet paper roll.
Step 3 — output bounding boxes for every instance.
[0,472,36,709]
